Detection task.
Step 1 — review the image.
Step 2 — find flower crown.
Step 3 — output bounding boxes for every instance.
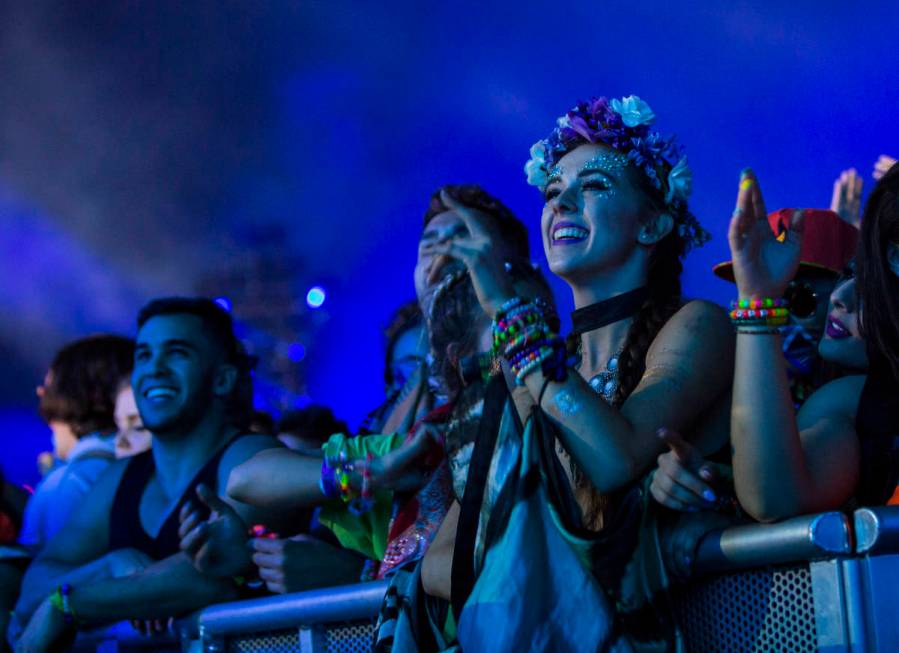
[524,95,710,251]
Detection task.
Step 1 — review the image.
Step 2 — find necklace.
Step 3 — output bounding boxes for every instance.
[571,286,649,335]
[571,287,647,403]
[587,348,624,403]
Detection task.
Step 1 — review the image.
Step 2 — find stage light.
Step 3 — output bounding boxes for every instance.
[214,296,233,312]
[306,286,326,309]
[287,342,306,362]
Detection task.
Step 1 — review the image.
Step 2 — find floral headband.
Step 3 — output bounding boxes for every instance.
[524,95,710,251]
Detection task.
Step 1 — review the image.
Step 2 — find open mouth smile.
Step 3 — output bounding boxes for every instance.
[825,316,850,340]
[143,386,178,402]
[551,222,589,246]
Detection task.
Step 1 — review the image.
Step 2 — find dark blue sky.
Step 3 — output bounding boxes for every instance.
[1,1,896,486]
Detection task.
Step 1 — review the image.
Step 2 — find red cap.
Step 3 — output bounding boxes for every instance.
[713,209,858,282]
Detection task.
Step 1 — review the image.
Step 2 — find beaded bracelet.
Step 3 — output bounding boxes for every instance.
[321,446,377,515]
[729,297,791,330]
[319,458,340,499]
[730,298,789,310]
[493,298,568,384]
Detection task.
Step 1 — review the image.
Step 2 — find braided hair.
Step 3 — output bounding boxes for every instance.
[570,163,691,530]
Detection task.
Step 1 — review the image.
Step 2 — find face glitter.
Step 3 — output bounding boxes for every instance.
[578,151,629,177]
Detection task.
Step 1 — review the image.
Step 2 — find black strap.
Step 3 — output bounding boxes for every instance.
[570,286,648,335]
[450,374,513,620]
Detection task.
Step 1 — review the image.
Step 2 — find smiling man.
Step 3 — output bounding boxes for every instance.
[11,298,282,653]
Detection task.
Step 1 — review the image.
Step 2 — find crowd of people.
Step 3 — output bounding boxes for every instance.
[1,95,897,653]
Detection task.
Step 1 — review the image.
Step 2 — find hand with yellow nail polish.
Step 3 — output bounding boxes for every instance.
[727,168,805,301]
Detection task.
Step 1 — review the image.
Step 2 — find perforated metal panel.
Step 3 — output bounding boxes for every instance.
[223,620,374,653]
[228,629,301,653]
[675,564,817,652]
[324,621,375,653]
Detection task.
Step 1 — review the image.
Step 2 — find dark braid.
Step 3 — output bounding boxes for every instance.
[611,230,685,407]
[575,192,690,530]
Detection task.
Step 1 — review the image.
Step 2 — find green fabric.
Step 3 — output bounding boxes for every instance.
[317,431,405,560]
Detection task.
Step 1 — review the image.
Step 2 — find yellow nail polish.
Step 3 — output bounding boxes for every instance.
[740,178,753,191]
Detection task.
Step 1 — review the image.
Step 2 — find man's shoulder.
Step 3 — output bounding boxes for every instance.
[219,433,283,471]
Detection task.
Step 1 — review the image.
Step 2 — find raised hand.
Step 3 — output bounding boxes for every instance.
[728,168,805,300]
[366,423,443,493]
[431,190,516,319]
[874,154,896,181]
[179,484,251,578]
[650,428,719,512]
[830,168,862,227]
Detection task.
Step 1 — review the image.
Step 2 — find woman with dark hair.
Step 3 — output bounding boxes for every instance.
[422,96,733,652]
[725,162,899,522]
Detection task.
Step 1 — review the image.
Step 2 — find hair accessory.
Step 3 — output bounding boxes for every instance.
[524,95,710,251]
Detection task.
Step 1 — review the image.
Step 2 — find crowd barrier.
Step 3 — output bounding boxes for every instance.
[70,506,899,653]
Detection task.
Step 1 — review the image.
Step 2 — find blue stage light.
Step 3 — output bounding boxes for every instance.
[214,296,233,312]
[306,286,326,309]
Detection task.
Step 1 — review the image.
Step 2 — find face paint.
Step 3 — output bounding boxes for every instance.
[552,389,582,417]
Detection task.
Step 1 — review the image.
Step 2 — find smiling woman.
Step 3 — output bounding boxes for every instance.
[727,162,899,522]
[419,95,735,652]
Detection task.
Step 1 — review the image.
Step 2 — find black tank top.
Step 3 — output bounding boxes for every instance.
[855,351,899,506]
[108,437,243,560]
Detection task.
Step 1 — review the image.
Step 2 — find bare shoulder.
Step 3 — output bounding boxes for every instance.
[219,434,283,479]
[797,375,866,430]
[648,299,734,364]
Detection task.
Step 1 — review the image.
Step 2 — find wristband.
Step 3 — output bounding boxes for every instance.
[49,584,80,626]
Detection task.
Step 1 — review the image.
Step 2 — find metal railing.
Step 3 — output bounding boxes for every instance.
[198,580,388,653]
[69,506,899,653]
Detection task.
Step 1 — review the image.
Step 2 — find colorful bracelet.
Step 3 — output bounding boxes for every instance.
[493,298,568,384]
[729,297,791,330]
[322,445,377,516]
[49,584,79,626]
[730,298,789,310]
[319,458,340,499]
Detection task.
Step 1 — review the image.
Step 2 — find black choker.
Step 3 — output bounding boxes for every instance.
[571,287,649,335]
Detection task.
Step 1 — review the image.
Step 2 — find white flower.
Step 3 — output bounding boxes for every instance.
[610,95,656,128]
[665,156,692,204]
[524,141,549,188]
[556,114,572,129]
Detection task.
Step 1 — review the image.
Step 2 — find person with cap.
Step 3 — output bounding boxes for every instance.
[651,203,860,514]
[712,206,858,408]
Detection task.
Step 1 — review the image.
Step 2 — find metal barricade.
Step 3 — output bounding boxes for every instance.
[66,508,899,652]
[673,511,859,653]
[850,505,899,651]
[197,580,388,653]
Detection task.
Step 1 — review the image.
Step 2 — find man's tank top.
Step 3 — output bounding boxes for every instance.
[108,438,243,560]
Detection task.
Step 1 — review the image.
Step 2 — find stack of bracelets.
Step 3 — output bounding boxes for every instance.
[729,297,790,334]
[493,297,568,384]
[320,449,374,516]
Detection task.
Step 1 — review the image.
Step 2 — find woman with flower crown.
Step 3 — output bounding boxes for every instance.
[410,96,734,652]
